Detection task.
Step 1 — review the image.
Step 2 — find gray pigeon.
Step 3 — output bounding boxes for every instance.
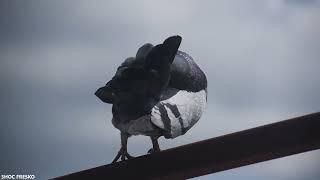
[95,36,207,163]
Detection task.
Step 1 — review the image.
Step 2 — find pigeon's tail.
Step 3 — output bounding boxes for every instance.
[162,35,182,62]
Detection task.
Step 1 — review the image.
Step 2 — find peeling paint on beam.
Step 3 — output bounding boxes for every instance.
[53,112,320,180]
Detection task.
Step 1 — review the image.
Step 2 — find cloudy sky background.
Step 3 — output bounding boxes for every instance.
[1,0,320,179]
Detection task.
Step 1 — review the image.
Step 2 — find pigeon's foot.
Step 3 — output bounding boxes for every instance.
[147,148,160,154]
[148,136,161,154]
[112,147,133,163]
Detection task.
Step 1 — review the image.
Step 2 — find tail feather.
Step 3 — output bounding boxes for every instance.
[145,36,182,70]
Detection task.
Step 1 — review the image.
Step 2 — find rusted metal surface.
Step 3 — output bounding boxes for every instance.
[53,112,320,180]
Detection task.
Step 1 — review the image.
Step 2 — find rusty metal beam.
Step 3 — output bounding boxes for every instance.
[54,112,320,179]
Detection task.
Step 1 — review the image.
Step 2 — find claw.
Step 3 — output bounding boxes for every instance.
[147,148,153,154]
[112,147,134,163]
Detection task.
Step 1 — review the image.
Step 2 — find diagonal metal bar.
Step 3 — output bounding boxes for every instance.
[53,112,320,180]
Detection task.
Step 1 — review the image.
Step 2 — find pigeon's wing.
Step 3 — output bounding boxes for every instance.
[150,87,207,139]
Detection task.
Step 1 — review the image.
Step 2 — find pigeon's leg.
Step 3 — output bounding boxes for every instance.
[147,136,161,154]
[112,132,133,163]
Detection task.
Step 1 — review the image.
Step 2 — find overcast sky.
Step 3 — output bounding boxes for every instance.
[1,0,320,179]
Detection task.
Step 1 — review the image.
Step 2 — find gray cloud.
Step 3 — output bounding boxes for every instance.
[1,0,320,179]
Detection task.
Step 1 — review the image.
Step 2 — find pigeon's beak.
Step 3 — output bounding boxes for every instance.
[95,84,115,104]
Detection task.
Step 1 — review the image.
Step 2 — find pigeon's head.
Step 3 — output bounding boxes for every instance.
[95,80,115,104]
[95,35,182,104]
[95,65,149,104]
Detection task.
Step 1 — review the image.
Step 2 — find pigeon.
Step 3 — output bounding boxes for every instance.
[95,36,207,163]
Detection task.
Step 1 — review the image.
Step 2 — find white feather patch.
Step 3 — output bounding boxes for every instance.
[151,89,207,138]
[151,107,164,129]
